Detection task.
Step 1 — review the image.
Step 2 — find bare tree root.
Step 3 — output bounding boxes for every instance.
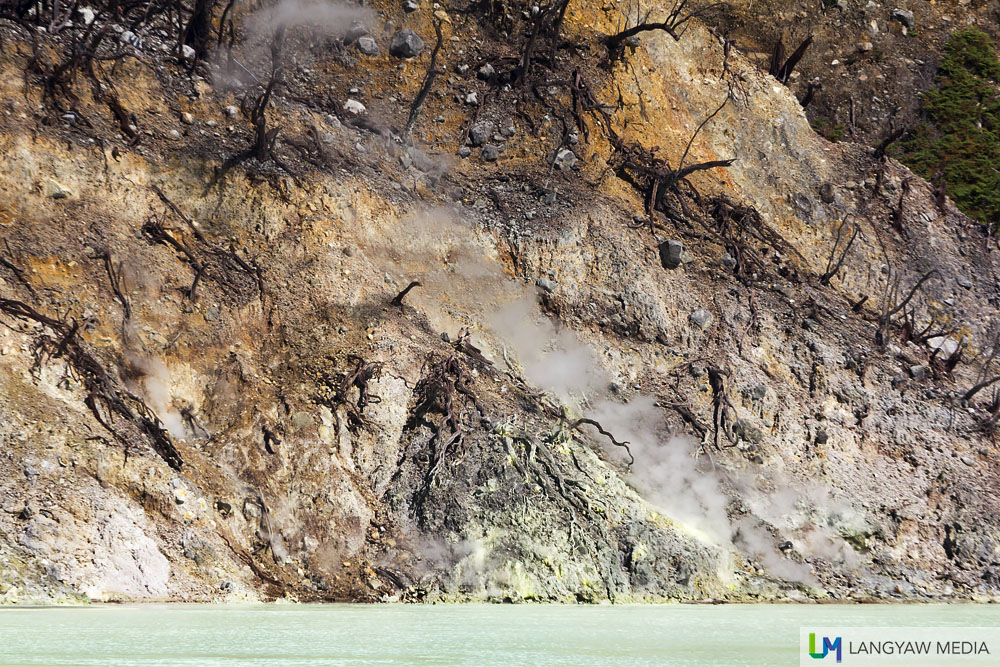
[145,187,264,304]
[0,296,183,470]
[317,355,384,434]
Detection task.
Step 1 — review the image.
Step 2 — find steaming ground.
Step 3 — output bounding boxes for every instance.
[361,206,854,586]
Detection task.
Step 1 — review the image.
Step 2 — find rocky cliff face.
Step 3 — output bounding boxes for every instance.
[1,0,999,604]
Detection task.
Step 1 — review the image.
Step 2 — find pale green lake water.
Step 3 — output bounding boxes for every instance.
[0,603,998,666]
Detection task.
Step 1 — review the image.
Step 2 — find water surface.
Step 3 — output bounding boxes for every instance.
[1,603,998,665]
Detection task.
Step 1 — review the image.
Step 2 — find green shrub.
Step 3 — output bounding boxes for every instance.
[897,27,1000,228]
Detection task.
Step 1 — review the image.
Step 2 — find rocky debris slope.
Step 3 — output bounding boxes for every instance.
[0,0,999,603]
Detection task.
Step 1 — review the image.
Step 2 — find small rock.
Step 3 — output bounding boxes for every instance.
[291,411,313,430]
[357,37,378,56]
[457,146,471,158]
[45,179,72,199]
[927,336,958,357]
[909,364,927,380]
[181,44,196,60]
[658,239,683,270]
[403,0,419,12]
[389,29,424,59]
[819,182,835,203]
[480,144,499,162]
[180,112,194,125]
[815,429,829,445]
[720,253,737,270]
[399,153,413,169]
[344,99,367,115]
[961,456,975,467]
[468,122,492,146]
[344,21,368,44]
[477,63,496,80]
[891,8,915,30]
[465,91,479,106]
[690,309,713,329]
[553,148,577,170]
[957,277,972,289]
[204,305,220,322]
[224,105,238,118]
[536,277,556,293]
[119,30,141,48]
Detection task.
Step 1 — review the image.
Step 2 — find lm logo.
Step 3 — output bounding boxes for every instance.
[809,633,843,663]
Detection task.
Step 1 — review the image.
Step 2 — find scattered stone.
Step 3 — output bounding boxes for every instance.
[357,37,378,56]
[440,332,451,342]
[119,30,141,48]
[957,277,972,289]
[909,364,927,380]
[961,456,975,467]
[465,91,479,106]
[891,8,915,30]
[399,153,413,169]
[204,305,220,322]
[344,99,367,115]
[815,428,829,445]
[180,111,194,124]
[819,182,835,203]
[733,418,764,444]
[536,277,556,293]
[457,146,471,158]
[690,309,713,329]
[927,336,959,357]
[502,123,516,138]
[344,21,368,44]
[690,364,706,378]
[480,144,499,162]
[389,29,424,59]
[658,239,683,270]
[477,63,496,80]
[468,122,492,146]
[403,0,420,12]
[720,253,737,270]
[181,44,196,60]
[553,148,577,170]
[224,105,238,118]
[291,411,313,430]
[45,179,72,199]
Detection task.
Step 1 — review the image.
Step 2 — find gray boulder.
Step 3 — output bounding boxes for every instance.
[389,29,424,59]
[356,37,378,56]
[658,239,683,270]
[891,8,915,30]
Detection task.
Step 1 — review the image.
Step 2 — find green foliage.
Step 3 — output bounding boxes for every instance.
[811,116,845,142]
[897,27,1000,228]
